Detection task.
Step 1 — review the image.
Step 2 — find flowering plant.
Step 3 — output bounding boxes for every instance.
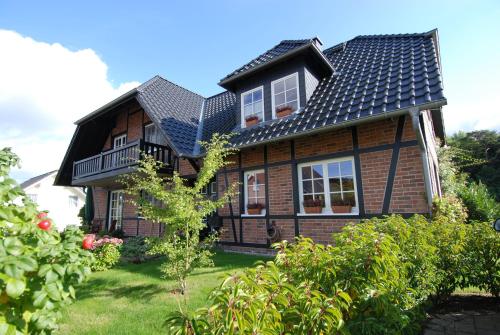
[86,235,123,271]
[91,235,123,249]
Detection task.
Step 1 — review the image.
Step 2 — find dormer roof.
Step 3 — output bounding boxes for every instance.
[218,38,334,90]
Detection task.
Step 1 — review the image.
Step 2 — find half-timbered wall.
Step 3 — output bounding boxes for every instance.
[217,115,434,252]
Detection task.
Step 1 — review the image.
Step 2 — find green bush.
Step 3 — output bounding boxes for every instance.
[0,148,93,334]
[91,242,121,272]
[461,222,500,296]
[433,195,468,224]
[457,181,500,222]
[121,236,149,263]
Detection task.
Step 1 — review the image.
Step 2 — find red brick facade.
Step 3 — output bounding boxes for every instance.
[87,104,438,250]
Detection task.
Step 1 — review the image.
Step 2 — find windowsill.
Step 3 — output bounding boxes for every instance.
[241,213,266,217]
[297,211,359,216]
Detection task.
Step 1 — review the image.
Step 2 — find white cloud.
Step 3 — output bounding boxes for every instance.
[0,30,140,182]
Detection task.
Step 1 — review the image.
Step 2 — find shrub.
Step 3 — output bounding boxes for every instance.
[90,236,122,271]
[0,148,93,334]
[433,195,468,224]
[121,236,149,263]
[457,181,500,222]
[461,222,500,296]
[110,228,125,238]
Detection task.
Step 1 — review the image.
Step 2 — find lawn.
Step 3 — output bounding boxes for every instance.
[57,251,268,335]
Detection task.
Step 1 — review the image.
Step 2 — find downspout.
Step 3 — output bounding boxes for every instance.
[409,107,434,214]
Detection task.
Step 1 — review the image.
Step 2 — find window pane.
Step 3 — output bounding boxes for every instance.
[313,180,324,193]
[344,192,356,206]
[342,176,355,191]
[330,193,343,206]
[243,104,252,117]
[256,172,265,184]
[328,163,340,178]
[285,76,296,89]
[274,80,285,94]
[312,165,323,178]
[285,88,297,102]
[243,93,252,105]
[314,194,325,203]
[301,166,311,180]
[303,180,312,193]
[253,100,263,114]
[253,89,262,101]
[275,92,286,106]
[340,161,353,176]
[330,178,341,192]
[289,100,298,111]
[304,194,314,202]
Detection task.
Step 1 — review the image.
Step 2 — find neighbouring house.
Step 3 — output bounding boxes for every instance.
[55,30,446,253]
[22,170,85,231]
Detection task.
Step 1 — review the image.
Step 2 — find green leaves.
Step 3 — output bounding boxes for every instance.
[0,148,94,334]
[6,278,25,298]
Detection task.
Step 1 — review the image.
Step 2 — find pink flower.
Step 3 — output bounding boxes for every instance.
[92,236,123,250]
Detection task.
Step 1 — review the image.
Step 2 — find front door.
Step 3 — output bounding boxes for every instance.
[108,190,124,231]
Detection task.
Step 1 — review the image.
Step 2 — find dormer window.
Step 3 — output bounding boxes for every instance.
[272,72,299,118]
[241,86,264,127]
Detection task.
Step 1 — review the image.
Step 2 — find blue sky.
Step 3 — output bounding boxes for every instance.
[0,0,499,181]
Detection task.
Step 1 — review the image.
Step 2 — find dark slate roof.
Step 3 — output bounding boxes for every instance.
[136,76,205,155]
[200,91,237,142]
[219,39,314,84]
[21,170,57,189]
[229,31,446,147]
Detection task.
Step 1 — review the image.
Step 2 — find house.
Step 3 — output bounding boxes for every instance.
[22,170,85,231]
[55,30,446,253]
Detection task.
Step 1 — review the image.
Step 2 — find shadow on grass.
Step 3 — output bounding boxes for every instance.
[77,277,165,302]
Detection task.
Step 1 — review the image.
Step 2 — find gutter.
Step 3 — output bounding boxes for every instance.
[185,99,447,159]
[409,107,434,213]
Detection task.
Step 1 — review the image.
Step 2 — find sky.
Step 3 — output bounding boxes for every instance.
[0,0,499,182]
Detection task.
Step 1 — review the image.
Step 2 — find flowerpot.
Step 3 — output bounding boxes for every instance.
[247,207,263,215]
[331,205,352,214]
[304,206,322,214]
[245,118,259,127]
[276,107,293,118]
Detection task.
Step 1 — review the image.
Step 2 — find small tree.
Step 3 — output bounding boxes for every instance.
[121,134,237,295]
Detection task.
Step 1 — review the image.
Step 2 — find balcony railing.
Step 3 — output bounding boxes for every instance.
[72,139,174,180]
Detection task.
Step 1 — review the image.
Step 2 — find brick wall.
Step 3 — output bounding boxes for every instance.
[216,115,434,252]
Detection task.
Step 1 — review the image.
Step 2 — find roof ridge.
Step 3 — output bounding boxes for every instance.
[353,32,429,39]
[138,75,206,99]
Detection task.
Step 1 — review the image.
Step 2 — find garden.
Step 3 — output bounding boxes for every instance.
[1,131,499,334]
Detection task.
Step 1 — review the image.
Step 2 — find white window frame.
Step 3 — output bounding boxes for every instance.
[108,190,124,229]
[241,86,264,128]
[144,123,161,144]
[297,157,359,216]
[113,134,127,148]
[271,72,300,119]
[243,169,266,217]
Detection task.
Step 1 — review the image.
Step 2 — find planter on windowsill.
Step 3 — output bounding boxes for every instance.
[304,206,323,214]
[245,115,259,127]
[247,203,264,215]
[331,199,355,214]
[303,199,324,214]
[331,205,352,214]
[276,106,293,118]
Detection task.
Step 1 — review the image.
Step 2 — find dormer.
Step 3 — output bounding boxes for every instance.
[218,38,334,128]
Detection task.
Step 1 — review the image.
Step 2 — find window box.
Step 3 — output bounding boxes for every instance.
[303,198,323,214]
[247,203,264,215]
[276,106,293,118]
[331,205,352,213]
[245,115,259,127]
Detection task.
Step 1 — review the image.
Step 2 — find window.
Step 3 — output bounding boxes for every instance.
[142,191,163,208]
[113,134,127,148]
[272,73,299,117]
[26,194,37,202]
[241,86,264,127]
[210,181,217,195]
[68,195,78,208]
[244,170,266,215]
[200,185,208,195]
[108,190,124,230]
[298,158,358,215]
[144,123,161,144]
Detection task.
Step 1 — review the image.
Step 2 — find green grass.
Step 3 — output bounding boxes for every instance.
[57,251,268,335]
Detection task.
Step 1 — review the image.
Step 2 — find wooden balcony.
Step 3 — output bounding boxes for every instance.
[72,139,175,186]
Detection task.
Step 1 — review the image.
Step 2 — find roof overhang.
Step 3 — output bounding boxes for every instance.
[218,41,334,91]
[74,88,138,125]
